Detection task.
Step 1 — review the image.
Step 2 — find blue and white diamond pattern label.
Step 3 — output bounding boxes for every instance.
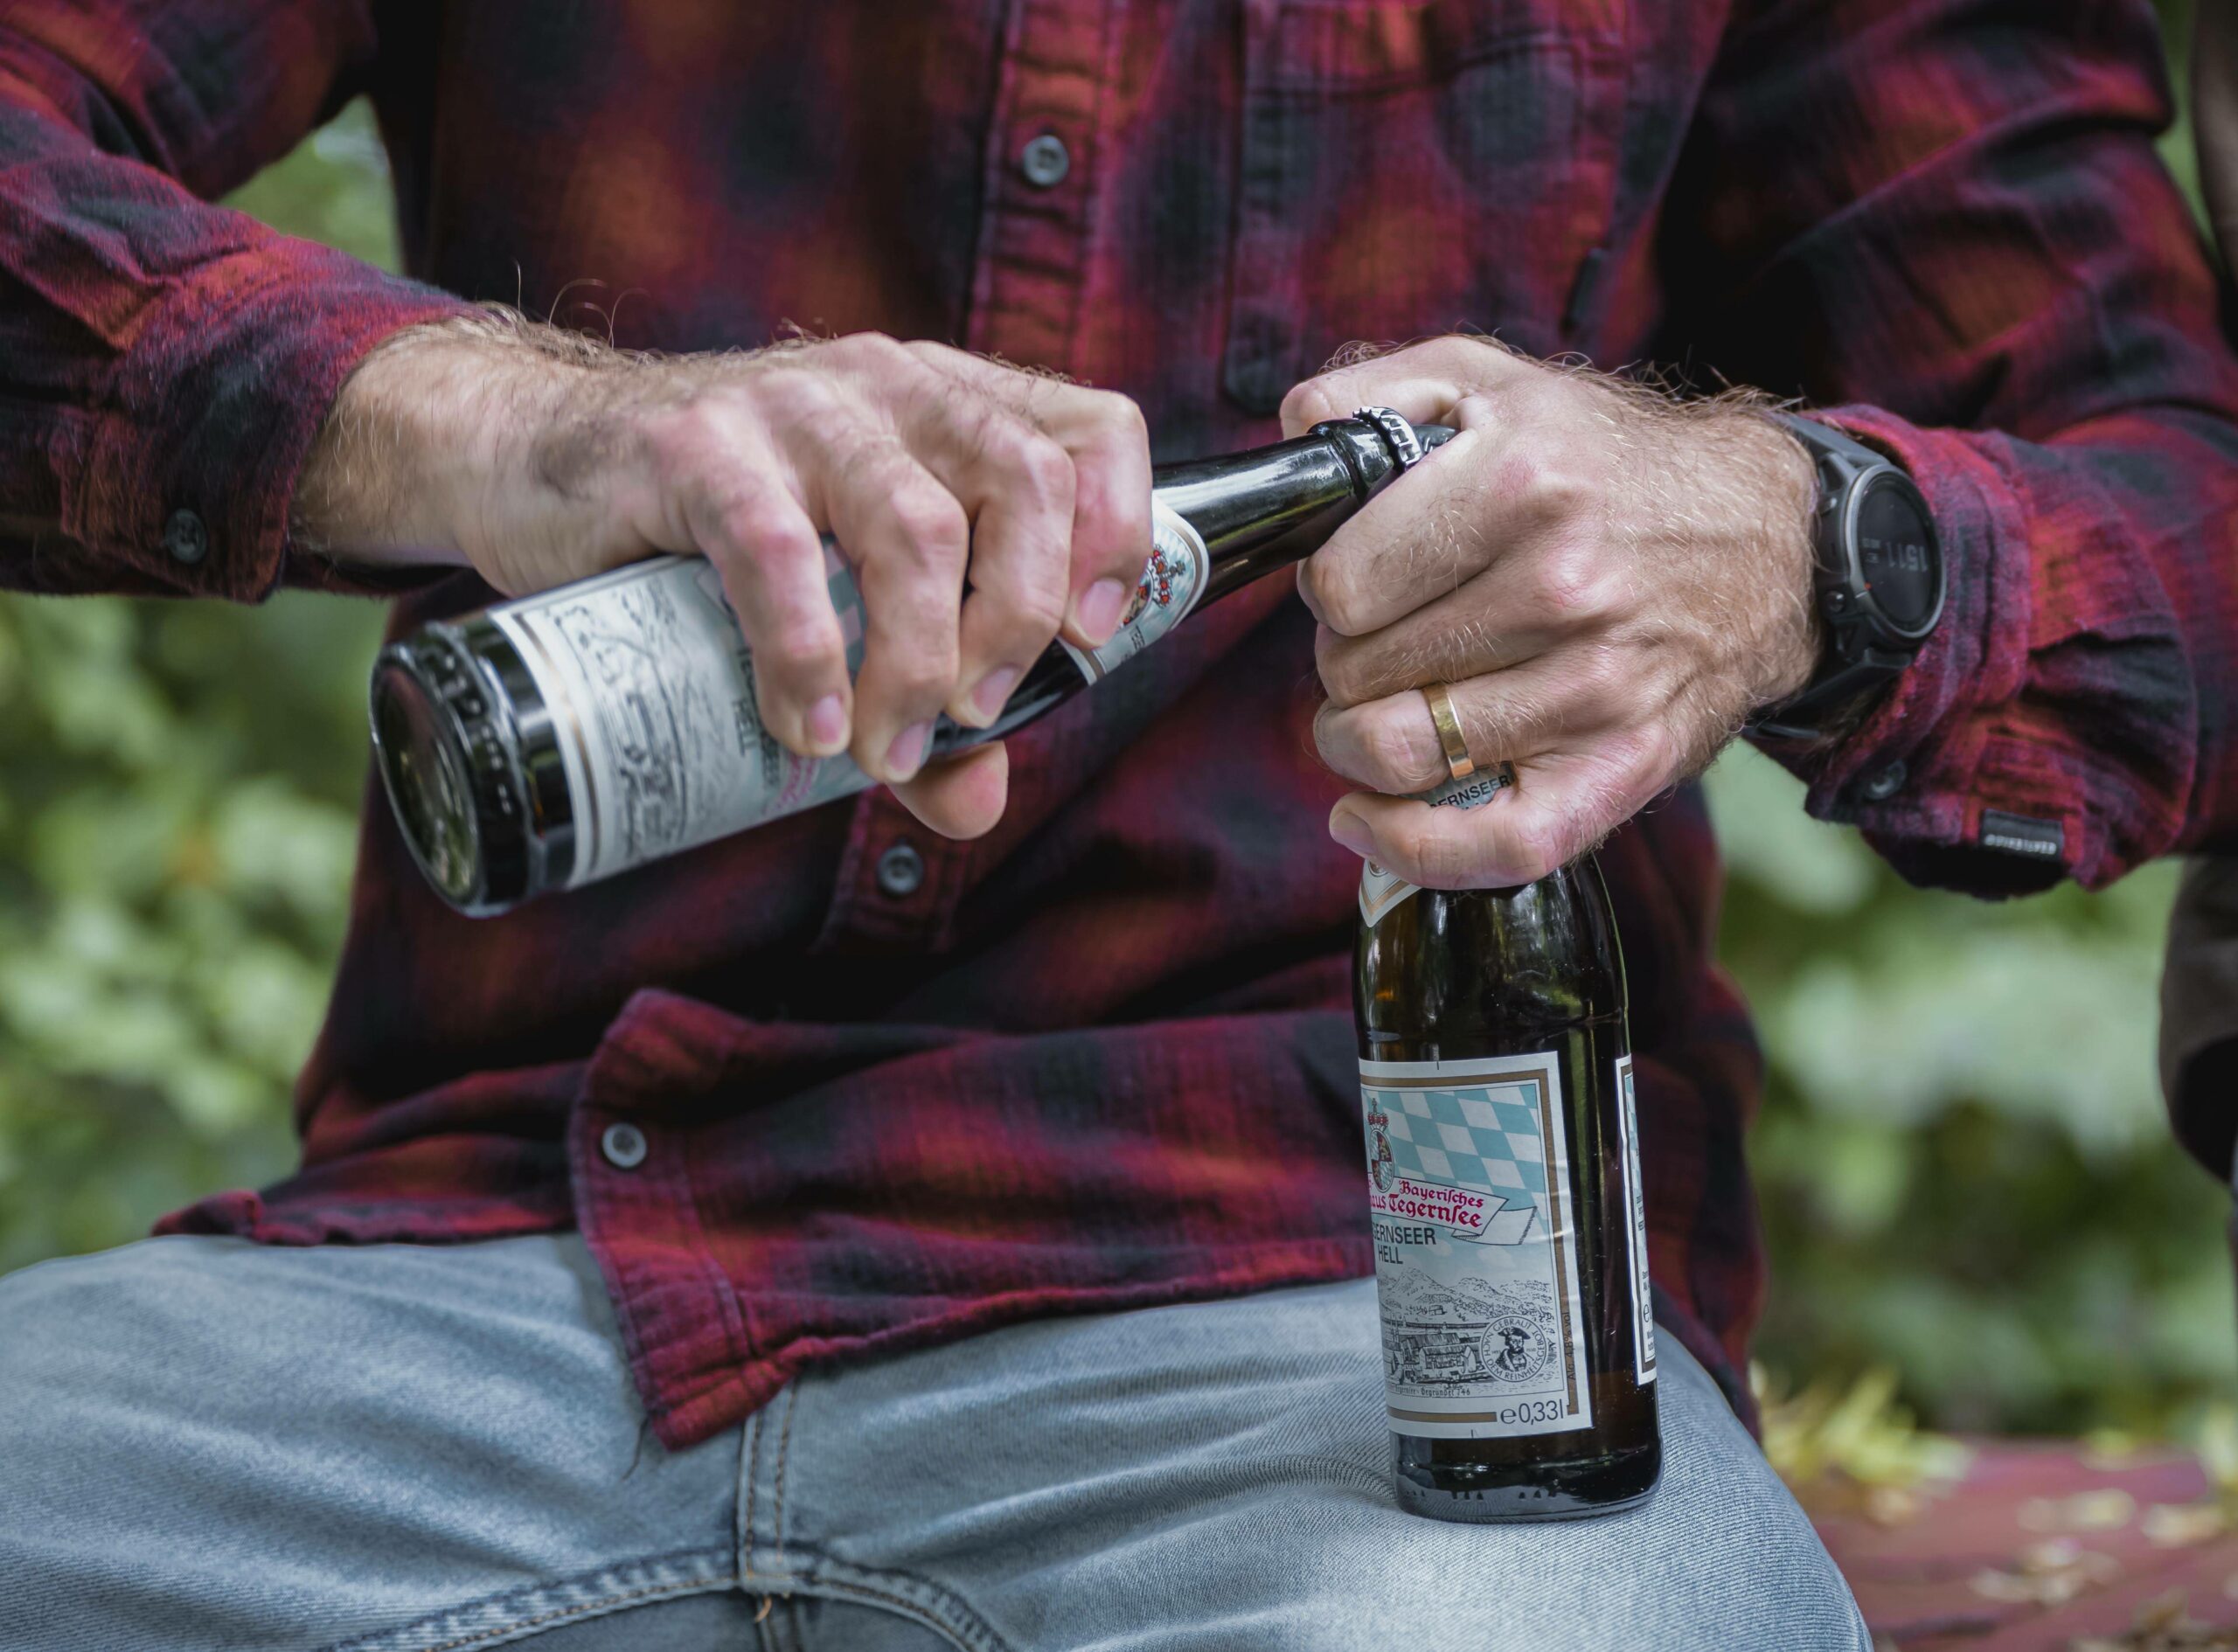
[1059,500,1210,684]
[1615,1054,1656,1384]
[1361,1052,1594,1439]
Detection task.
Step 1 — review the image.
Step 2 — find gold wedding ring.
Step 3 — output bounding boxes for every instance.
[1421,682,1474,781]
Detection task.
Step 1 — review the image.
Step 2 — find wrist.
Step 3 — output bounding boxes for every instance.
[293,311,595,570]
[1747,411,1947,742]
[1720,404,1823,708]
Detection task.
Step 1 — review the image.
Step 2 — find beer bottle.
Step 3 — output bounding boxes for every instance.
[372,409,1449,916]
[1354,772,1660,1521]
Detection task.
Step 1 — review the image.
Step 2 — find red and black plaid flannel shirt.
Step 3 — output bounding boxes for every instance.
[3,0,2235,1447]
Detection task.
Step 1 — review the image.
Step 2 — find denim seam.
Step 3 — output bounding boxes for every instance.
[321,1546,740,1652]
[772,1383,801,1555]
[787,1549,1016,1652]
[740,1405,761,1573]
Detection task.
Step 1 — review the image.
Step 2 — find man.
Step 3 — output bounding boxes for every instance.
[2,3,2234,1649]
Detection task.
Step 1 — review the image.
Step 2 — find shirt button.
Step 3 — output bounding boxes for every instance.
[162,508,210,566]
[599,1121,649,1170]
[1860,760,1908,802]
[876,841,926,898]
[1018,133,1070,189]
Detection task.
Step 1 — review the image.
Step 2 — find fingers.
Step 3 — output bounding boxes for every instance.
[889,740,1011,840]
[901,380,1080,728]
[1326,739,1672,890]
[1053,394,1154,651]
[1277,335,1530,437]
[615,332,1155,804]
[1296,380,1609,648]
[1310,503,1626,709]
[903,342,1152,663]
[803,427,971,784]
[654,402,856,759]
[1314,649,1637,796]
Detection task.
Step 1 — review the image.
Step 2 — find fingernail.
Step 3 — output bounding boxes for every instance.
[1330,809,1376,859]
[807,693,847,752]
[1076,578,1129,643]
[885,719,934,781]
[970,665,1020,721]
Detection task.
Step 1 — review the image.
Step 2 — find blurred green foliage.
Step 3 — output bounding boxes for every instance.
[2,19,2232,1437]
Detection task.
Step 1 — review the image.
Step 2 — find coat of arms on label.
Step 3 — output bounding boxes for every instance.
[1366,1101,1396,1192]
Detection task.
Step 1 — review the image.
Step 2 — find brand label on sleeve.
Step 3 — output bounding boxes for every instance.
[1613,1054,1656,1384]
[491,545,873,888]
[1362,1052,1595,1439]
[1059,501,1210,684]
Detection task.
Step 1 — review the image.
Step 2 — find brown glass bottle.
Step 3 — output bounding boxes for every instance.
[1354,840,1660,1521]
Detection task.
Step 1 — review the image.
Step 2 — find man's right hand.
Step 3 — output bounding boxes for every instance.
[295,318,1155,839]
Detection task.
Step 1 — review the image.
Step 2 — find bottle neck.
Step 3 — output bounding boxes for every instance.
[1151,416,1424,607]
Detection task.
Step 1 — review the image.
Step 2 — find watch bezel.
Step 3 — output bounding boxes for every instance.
[1834,463,1944,647]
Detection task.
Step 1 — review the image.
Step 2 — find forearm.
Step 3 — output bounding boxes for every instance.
[293,311,608,572]
[0,9,475,599]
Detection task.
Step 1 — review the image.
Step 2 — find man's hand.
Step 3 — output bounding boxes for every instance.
[1282,337,1820,888]
[297,317,1154,840]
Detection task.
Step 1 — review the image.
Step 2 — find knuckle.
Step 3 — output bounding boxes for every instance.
[987,573,1069,641]
[1007,428,1077,502]
[746,364,831,420]
[886,486,970,563]
[1500,439,1591,521]
[642,398,732,469]
[886,646,958,702]
[1282,378,1344,429]
[1300,557,1367,637]
[722,502,817,564]
[1365,711,1435,789]
[1529,544,1613,622]
[765,619,838,677]
[838,330,904,366]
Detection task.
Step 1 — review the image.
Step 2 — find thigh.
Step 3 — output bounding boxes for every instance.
[0,1234,745,1652]
[767,1280,1870,1652]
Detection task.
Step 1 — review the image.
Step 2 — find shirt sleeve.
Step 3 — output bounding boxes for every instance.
[0,1,476,601]
[1664,0,2238,897]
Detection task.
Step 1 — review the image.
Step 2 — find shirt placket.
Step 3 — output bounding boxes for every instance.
[812,0,1113,952]
[965,0,1116,371]
[815,785,974,950]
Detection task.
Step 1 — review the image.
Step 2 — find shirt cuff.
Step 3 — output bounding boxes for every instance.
[1754,403,2087,894]
[70,231,477,601]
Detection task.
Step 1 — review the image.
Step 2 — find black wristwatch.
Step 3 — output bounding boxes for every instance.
[1749,413,1946,742]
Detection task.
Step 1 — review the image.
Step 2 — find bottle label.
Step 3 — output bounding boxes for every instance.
[1058,501,1210,684]
[1614,1054,1656,1384]
[490,546,873,887]
[1357,859,1418,927]
[1361,1051,1595,1439]
[1353,766,1516,928]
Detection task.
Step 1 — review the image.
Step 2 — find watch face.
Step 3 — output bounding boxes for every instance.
[1856,478,1940,633]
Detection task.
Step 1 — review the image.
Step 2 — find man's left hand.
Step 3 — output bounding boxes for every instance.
[1282,336,1824,889]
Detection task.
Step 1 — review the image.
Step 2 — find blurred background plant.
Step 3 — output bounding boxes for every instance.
[0,2,2228,1447]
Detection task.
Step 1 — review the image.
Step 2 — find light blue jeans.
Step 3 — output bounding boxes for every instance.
[0,1234,1868,1650]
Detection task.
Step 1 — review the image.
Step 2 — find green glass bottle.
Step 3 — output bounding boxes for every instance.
[1353,774,1660,1521]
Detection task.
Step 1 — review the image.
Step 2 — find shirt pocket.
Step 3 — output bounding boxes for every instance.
[1223,0,1628,413]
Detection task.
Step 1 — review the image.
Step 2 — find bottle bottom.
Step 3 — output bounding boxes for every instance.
[1391,1437,1662,1524]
